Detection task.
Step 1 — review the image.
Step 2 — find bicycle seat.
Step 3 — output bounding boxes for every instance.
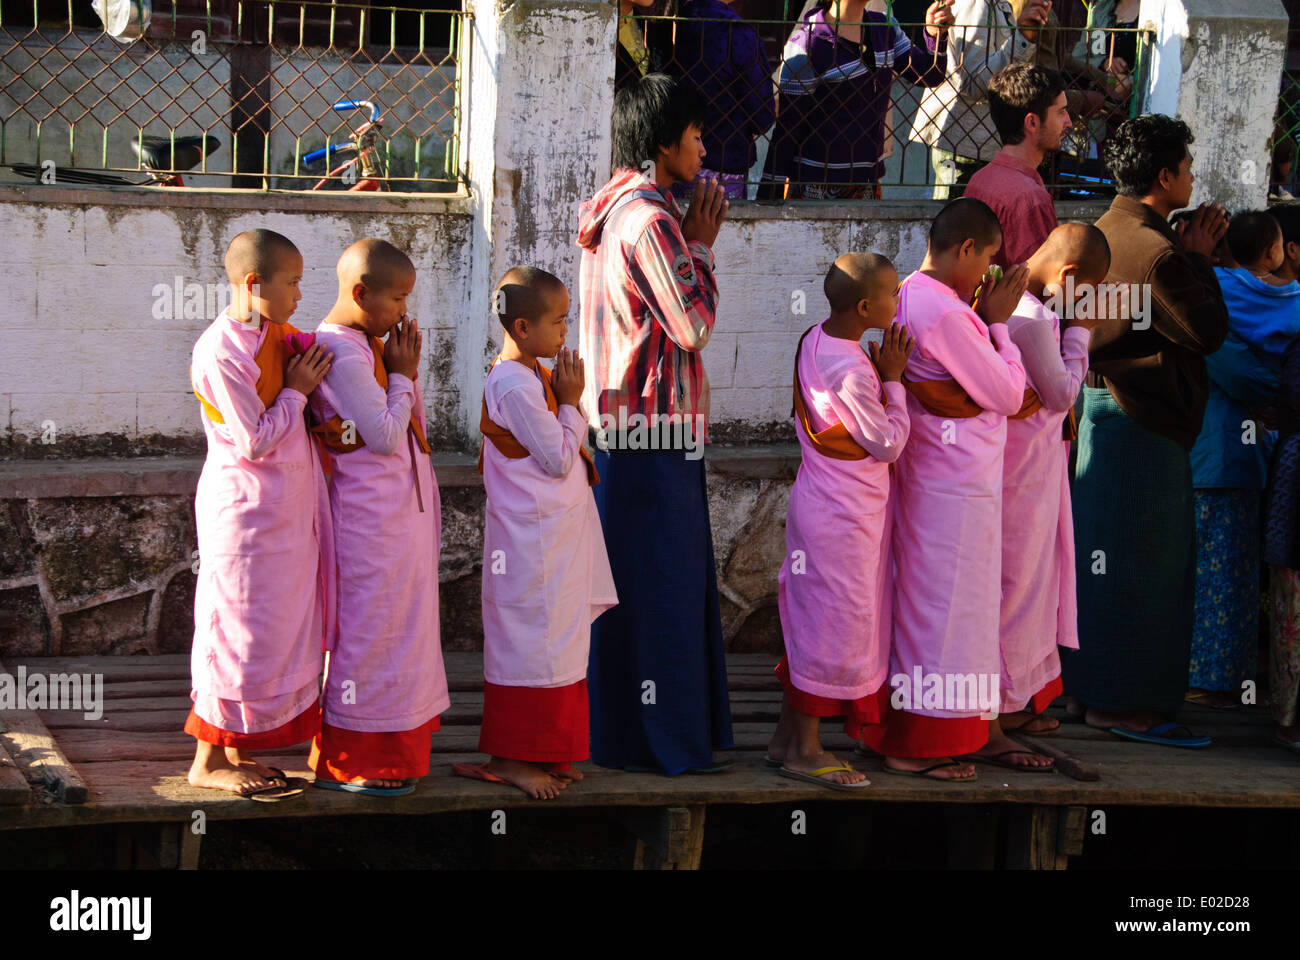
[130,135,220,171]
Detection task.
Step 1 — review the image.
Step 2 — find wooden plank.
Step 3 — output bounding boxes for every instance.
[621,805,706,870]
[1005,805,1066,870]
[0,660,90,803]
[1010,733,1101,781]
[1058,804,1087,857]
[0,738,32,806]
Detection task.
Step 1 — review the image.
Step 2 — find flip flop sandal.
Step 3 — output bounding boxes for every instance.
[882,759,977,781]
[242,781,305,802]
[1271,734,1300,756]
[958,749,1056,773]
[1108,722,1211,748]
[686,760,734,774]
[763,755,782,768]
[853,742,878,757]
[312,778,416,797]
[260,767,314,791]
[778,762,870,791]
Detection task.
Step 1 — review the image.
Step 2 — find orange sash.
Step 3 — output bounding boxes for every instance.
[477,356,599,486]
[1006,386,1079,440]
[310,334,430,456]
[1010,388,1044,420]
[790,326,869,461]
[192,321,297,423]
[901,376,984,418]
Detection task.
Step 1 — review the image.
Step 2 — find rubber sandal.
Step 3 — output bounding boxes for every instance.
[763,755,782,768]
[958,749,1056,773]
[686,760,734,774]
[1271,734,1300,756]
[882,759,977,781]
[853,742,878,757]
[1108,722,1211,748]
[778,762,870,791]
[260,766,313,791]
[243,781,304,802]
[312,778,415,797]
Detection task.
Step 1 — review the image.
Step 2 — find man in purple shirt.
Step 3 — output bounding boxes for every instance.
[963,62,1071,267]
[759,0,953,200]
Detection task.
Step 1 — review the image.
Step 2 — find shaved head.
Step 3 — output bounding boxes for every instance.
[495,265,567,329]
[929,197,1002,254]
[224,229,300,284]
[1037,222,1111,280]
[337,237,415,295]
[824,252,895,313]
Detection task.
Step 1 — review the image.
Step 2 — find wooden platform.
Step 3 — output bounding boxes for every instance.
[2,654,1298,869]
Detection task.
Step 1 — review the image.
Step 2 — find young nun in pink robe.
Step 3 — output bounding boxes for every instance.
[308,238,449,797]
[453,266,617,800]
[859,198,1028,781]
[996,224,1110,754]
[768,253,912,791]
[186,229,335,800]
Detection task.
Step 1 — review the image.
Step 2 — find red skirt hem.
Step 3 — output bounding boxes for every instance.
[774,657,883,738]
[857,688,989,758]
[309,716,440,781]
[1026,674,1064,716]
[184,702,320,750]
[478,678,589,763]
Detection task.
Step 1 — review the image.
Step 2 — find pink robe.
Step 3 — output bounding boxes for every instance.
[891,271,1026,718]
[999,291,1089,712]
[778,323,910,700]
[480,359,617,687]
[189,311,333,731]
[311,323,449,732]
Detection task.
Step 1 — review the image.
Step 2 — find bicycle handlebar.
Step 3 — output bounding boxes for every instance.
[333,99,379,123]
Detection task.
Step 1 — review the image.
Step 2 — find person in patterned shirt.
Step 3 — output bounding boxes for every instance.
[576,72,733,775]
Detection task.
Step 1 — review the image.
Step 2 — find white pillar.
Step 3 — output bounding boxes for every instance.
[458,0,616,446]
[1140,0,1288,209]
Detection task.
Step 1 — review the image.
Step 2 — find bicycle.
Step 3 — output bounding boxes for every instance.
[302,99,387,192]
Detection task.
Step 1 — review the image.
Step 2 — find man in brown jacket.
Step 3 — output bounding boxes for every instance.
[1063,114,1228,747]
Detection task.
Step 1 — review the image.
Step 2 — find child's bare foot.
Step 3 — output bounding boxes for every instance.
[485,757,567,799]
[1000,710,1060,734]
[884,756,977,780]
[189,743,277,796]
[545,763,583,783]
[965,731,1053,769]
[225,748,286,783]
[1084,707,1166,733]
[766,695,795,765]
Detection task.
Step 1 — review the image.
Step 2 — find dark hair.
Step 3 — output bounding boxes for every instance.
[987,63,1065,146]
[929,197,1002,254]
[612,73,707,172]
[1226,210,1282,267]
[1270,203,1300,248]
[1103,114,1194,196]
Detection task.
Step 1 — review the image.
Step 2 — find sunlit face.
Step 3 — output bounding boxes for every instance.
[957,239,1001,299]
[1036,92,1072,152]
[358,266,416,338]
[533,285,571,359]
[250,249,304,325]
[863,266,900,327]
[658,123,706,186]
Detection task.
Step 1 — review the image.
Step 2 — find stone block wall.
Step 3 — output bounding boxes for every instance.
[0,449,798,660]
